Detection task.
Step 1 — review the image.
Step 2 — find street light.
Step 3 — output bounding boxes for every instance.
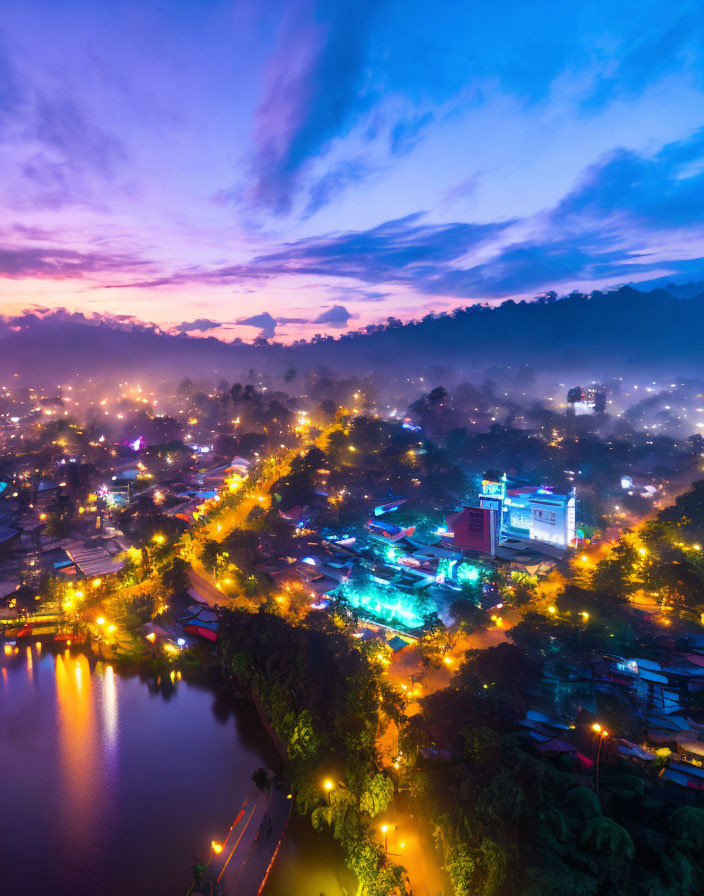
[211,840,223,855]
[323,779,334,804]
[591,723,609,798]
[381,823,389,854]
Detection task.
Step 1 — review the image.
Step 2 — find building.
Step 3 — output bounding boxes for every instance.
[566,385,606,416]
[445,505,498,555]
[479,473,576,551]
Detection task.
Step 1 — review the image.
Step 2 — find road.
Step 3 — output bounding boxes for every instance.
[200,789,291,896]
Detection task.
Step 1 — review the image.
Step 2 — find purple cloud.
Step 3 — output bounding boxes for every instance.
[0,244,150,279]
[314,304,352,326]
[178,318,223,333]
[237,311,278,338]
[246,0,382,215]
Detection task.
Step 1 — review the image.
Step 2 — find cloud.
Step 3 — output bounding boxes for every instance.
[424,238,630,297]
[314,304,352,326]
[244,213,513,282]
[111,212,511,291]
[0,244,149,279]
[389,111,433,157]
[246,0,382,215]
[303,158,376,218]
[103,128,704,306]
[551,128,704,229]
[178,318,223,333]
[0,306,161,334]
[0,43,21,129]
[583,8,704,109]
[33,95,126,177]
[237,311,278,338]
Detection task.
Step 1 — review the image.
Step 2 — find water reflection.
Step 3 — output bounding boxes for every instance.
[55,650,102,859]
[0,646,348,896]
[102,664,119,751]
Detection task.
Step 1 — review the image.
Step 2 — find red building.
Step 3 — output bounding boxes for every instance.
[446,505,497,555]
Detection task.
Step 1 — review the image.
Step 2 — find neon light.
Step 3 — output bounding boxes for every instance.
[342,587,425,628]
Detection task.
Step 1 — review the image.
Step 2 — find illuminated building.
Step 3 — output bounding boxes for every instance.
[478,474,576,551]
[340,584,425,629]
[366,519,416,543]
[435,557,482,585]
[445,505,498,555]
[566,385,606,416]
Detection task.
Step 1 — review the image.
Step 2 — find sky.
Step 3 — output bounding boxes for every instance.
[0,0,703,343]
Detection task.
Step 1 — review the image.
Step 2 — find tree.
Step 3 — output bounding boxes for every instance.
[252,768,270,792]
[359,773,394,818]
[200,539,219,576]
[162,556,188,593]
[221,527,260,575]
[580,817,634,890]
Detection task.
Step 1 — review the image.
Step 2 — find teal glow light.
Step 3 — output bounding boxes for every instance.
[344,587,424,628]
[436,557,481,584]
[457,562,480,583]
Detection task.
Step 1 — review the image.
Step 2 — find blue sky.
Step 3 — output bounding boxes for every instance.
[0,0,702,341]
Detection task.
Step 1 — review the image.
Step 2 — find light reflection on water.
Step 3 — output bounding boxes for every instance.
[0,645,276,895]
[0,644,349,896]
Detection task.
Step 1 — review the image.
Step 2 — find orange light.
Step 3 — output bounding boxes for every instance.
[323,779,334,792]
[146,632,156,643]
[211,841,223,854]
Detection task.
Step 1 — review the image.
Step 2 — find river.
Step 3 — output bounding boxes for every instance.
[0,643,353,896]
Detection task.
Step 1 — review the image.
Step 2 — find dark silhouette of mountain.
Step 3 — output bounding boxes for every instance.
[0,318,269,385]
[283,285,704,375]
[654,281,704,300]
[2,285,704,384]
[628,272,704,298]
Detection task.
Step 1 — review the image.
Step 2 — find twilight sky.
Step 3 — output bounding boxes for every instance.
[0,0,703,343]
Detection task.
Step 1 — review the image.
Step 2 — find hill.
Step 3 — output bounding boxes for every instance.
[2,285,704,384]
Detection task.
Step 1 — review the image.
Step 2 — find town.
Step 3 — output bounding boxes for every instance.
[3,367,704,895]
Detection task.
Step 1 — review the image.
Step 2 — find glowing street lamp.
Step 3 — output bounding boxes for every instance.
[591,723,609,797]
[381,823,389,853]
[211,840,223,855]
[96,616,106,626]
[323,778,334,803]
